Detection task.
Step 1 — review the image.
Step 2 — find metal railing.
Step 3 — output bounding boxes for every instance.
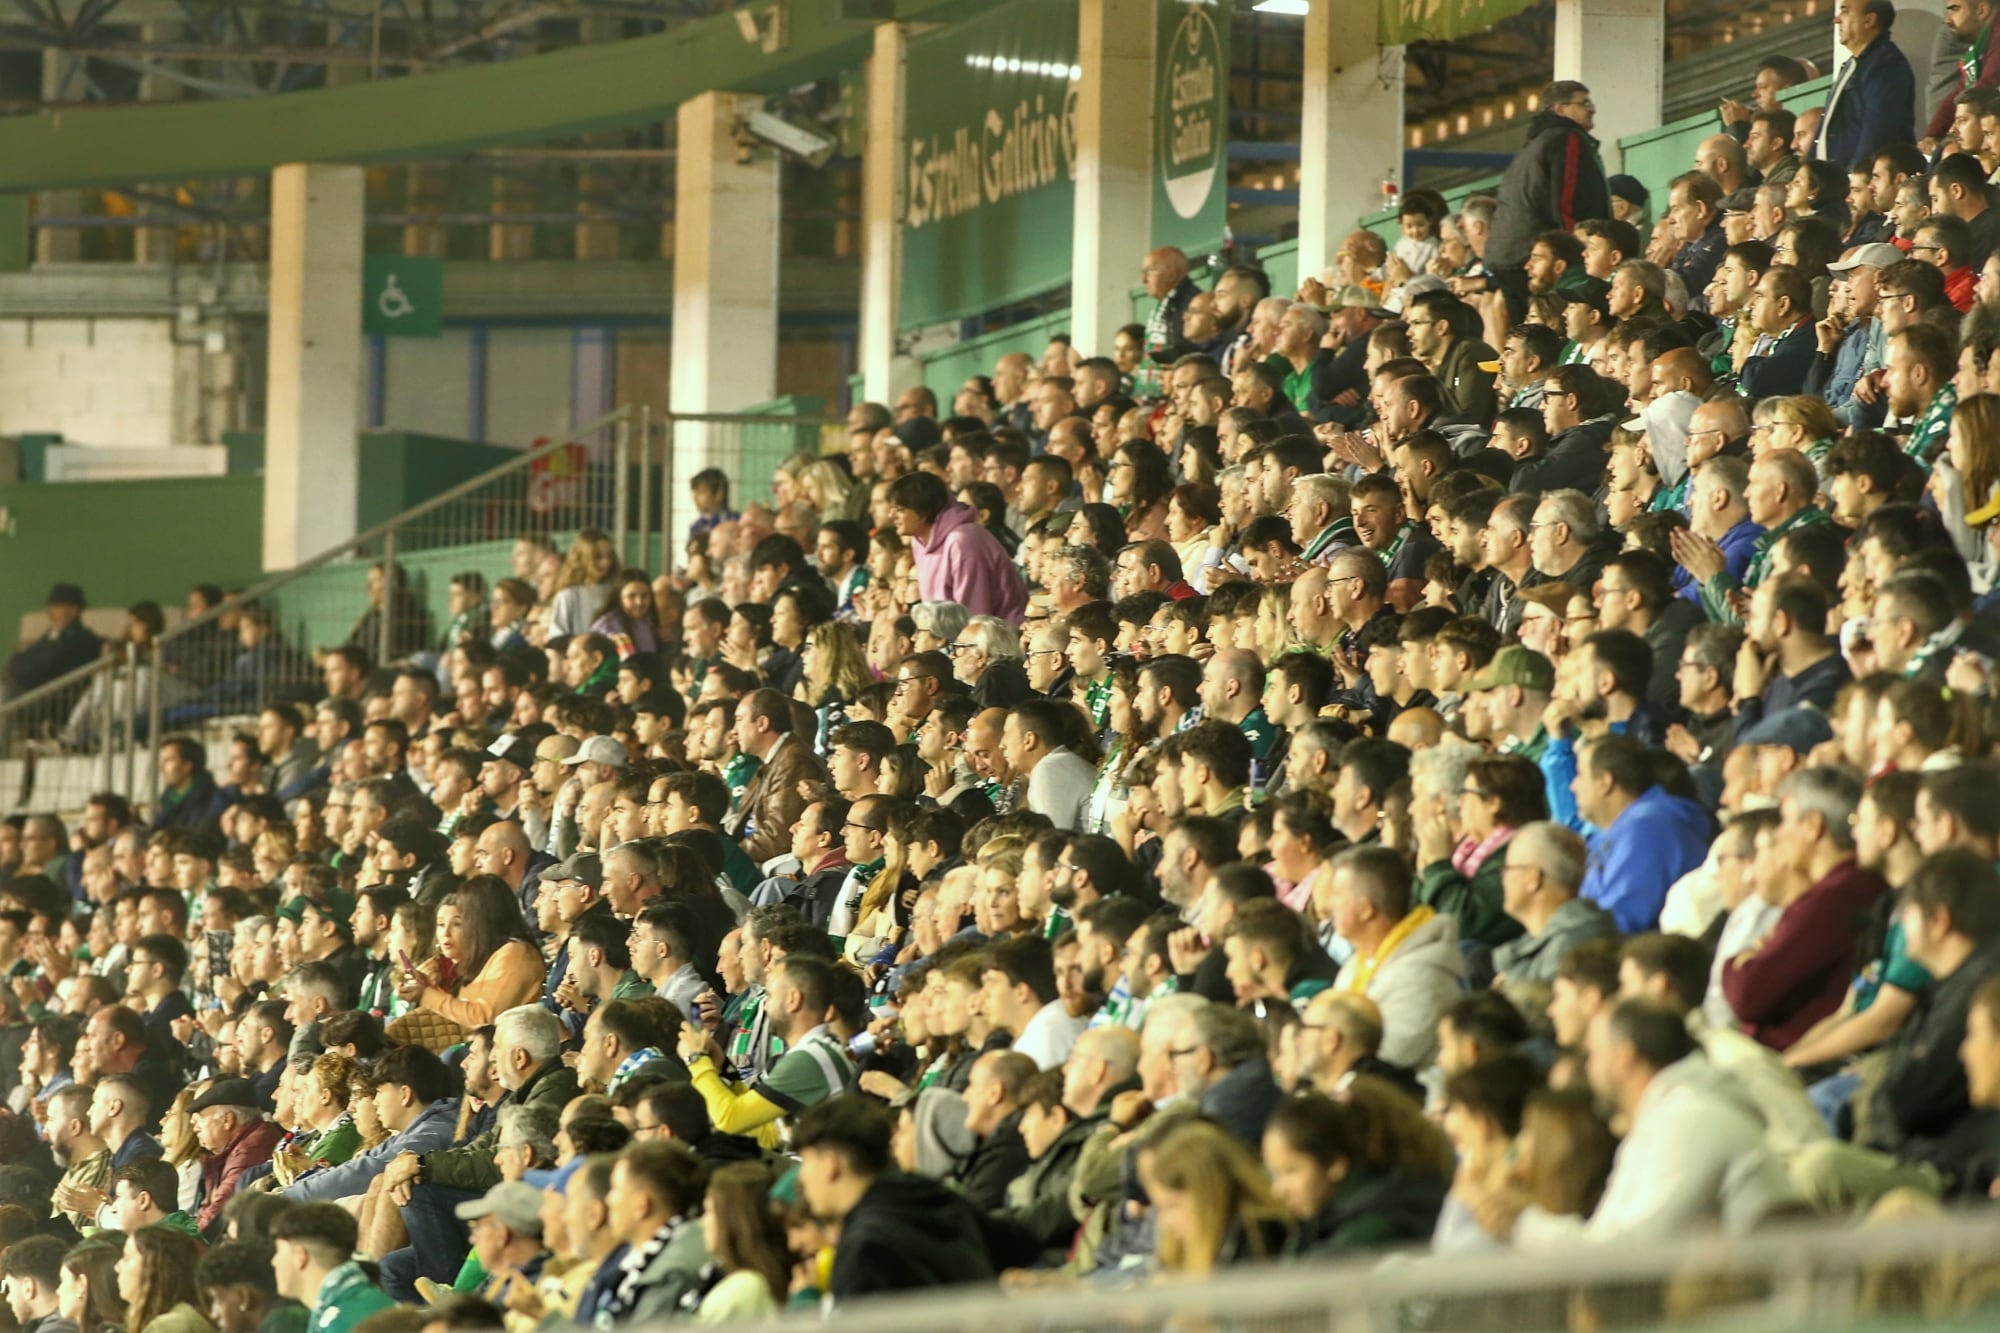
[0,405,839,818]
[740,1214,2000,1333]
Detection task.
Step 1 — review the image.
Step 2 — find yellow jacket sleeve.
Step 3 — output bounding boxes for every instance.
[686,1055,784,1145]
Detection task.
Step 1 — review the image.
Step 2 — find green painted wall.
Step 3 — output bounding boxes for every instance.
[0,474,265,654]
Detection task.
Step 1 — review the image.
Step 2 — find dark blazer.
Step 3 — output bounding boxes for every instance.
[1740,320,1818,398]
[1820,36,1918,170]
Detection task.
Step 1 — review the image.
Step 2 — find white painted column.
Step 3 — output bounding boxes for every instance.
[669,90,780,543]
[263,163,364,571]
[858,23,919,407]
[1071,0,1155,355]
[1297,2,1406,284]
[1553,0,1665,173]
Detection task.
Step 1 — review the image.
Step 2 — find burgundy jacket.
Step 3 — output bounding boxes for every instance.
[197,1118,285,1233]
[1721,859,1887,1051]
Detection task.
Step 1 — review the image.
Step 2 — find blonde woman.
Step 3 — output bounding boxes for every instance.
[159,1087,205,1212]
[795,459,853,517]
[545,529,619,637]
[1139,1117,1294,1274]
[1762,395,1841,478]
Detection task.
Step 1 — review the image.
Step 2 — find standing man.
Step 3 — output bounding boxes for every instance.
[1142,248,1203,365]
[1818,0,1918,168]
[1487,81,1611,322]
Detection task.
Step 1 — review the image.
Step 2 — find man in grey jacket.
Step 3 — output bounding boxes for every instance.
[1329,846,1468,1069]
[1492,822,1618,986]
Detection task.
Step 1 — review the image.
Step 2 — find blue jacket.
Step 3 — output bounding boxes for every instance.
[1675,517,1764,603]
[281,1098,459,1202]
[1580,786,1712,934]
[1819,36,1917,170]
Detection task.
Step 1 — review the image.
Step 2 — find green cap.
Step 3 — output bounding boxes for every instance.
[1463,645,1555,694]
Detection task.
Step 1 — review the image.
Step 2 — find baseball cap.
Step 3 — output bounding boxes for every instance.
[486,733,531,767]
[1463,646,1556,694]
[537,850,603,887]
[1720,187,1758,215]
[1737,707,1834,756]
[1828,242,1905,273]
[563,735,629,769]
[190,1078,264,1113]
[454,1182,545,1236]
[1330,285,1395,320]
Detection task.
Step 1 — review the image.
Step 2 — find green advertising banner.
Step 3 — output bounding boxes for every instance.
[1152,0,1228,258]
[899,0,1080,327]
[1381,0,1539,44]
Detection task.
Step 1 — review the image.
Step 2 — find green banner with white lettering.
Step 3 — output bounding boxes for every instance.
[1152,0,1228,259]
[899,0,1079,328]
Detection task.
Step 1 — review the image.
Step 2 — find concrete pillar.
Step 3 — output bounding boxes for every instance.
[35,51,82,264]
[669,90,779,544]
[858,23,919,406]
[1297,2,1405,283]
[1071,0,1155,355]
[263,164,364,571]
[1553,0,1664,173]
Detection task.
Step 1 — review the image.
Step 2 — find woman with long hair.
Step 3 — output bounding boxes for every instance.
[589,569,662,654]
[159,1088,204,1212]
[61,1243,128,1333]
[396,875,541,1030]
[692,1163,788,1323]
[801,622,872,706]
[795,459,853,519]
[1936,393,2000,592]
[116,1227,213,1333]
[1111,440,1175,540]
[1140,1117,1293,1274]
[1263,1084,1452,1256]
[546,529,619,637]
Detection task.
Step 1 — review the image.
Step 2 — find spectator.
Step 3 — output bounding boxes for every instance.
[4,582,102,698]
[886,472,1027,625]
[1818,0,1917,167]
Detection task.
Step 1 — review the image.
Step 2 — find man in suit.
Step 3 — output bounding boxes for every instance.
[1818,0,1917,169]
[4,582,101,698]
[720,687,829,867]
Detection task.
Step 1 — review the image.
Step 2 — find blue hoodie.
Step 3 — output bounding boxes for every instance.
[282,1098,459,1202]
[1580,786,1712,934]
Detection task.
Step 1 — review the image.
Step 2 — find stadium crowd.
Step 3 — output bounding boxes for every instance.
[13,1,2000,1324]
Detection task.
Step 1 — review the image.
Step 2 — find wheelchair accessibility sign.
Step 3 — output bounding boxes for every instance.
[363,255,444,338]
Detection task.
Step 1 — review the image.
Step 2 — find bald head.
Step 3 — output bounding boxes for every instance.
[1651,347,1713,398]
[1144,246,1191,298]
[1387,707,1445,751]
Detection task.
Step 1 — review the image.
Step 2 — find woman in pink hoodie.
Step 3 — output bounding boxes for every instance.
[885,472,1028,625]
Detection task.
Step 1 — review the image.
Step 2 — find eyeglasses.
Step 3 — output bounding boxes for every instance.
[945,642,974,656]
[1025,648,1064,659]
[842,821,884,835]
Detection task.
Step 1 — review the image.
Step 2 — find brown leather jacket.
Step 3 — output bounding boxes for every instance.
[723,733,829,865]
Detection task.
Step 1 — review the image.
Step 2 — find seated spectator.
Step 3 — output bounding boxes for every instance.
[1328,847,1467,1069]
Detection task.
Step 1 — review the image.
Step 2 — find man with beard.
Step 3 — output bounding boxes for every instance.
[350,888,400,1015]
[577,997,682,1095]
[46,1082,110,1231]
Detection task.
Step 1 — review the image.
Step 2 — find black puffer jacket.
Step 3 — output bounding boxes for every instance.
[1488,108,1611,268]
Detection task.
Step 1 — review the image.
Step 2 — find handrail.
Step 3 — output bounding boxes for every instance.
[149,404,634,656]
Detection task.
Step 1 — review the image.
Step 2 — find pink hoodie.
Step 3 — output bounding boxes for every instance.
[912,501,1028,625]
